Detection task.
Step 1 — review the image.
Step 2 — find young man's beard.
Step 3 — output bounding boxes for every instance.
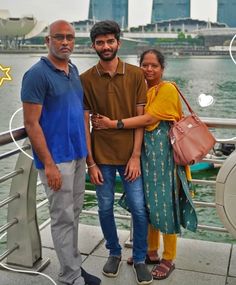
[96,48,118,61]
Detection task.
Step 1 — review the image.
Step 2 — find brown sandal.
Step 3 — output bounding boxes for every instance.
[127,257,133,265]
[152,259,175,280]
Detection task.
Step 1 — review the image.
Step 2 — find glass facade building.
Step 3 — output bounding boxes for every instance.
[151,0,190,23]
[88,0,128,29]
[217,0,236,27]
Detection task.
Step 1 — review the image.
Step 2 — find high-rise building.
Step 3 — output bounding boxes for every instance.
[88,0,128,29]
[151,0,190,23]
[217,0,236,27]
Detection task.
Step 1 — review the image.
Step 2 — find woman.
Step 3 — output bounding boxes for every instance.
[92,49,198,280]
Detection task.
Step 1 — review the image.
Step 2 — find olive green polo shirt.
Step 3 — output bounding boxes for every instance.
[81,58,147,165]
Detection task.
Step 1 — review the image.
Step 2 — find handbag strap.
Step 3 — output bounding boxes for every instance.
[171,82,194,114]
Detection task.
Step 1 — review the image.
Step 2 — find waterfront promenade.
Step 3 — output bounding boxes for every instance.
[0,224,235,285]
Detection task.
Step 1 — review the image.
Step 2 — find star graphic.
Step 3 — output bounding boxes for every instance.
[0,64,12,87]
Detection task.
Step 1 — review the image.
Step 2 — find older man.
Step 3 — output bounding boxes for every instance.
[21,20,100,285]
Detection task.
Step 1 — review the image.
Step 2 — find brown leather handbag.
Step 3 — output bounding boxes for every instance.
[169,84,216,166]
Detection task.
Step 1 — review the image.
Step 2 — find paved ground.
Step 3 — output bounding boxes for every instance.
[0,224,236,285]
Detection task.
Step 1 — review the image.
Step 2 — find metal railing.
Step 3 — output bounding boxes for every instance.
[0,128,44,268]
[0,128,27,263]
[0,117,235,269]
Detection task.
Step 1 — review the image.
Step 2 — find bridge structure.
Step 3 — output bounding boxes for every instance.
[38,28,235,41]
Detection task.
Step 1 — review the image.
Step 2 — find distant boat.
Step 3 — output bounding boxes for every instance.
[190,161,214,172]
[190,142,235,172]
[172,51,179,57]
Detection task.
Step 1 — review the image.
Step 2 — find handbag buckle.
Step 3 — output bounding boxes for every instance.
[170,136,176,145]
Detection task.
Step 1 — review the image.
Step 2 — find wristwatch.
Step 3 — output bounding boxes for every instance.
[117,119,124,129]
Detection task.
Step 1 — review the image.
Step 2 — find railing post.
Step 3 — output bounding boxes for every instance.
[6,139,42,267]
[125,218,133,248]
[216,150,236,238]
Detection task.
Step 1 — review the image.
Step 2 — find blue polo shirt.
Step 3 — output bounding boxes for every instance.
[21,57,87,169]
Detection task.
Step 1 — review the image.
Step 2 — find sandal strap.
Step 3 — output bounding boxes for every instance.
[152,259,174,274]
[152,264,168,274]
[152,259,175,280]
[161,259,174,268]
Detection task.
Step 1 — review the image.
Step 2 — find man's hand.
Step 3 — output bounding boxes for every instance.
[124,156,141,182]
[88,165,104,185]
[45,163,62,191]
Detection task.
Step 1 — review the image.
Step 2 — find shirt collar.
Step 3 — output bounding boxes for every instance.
[95,57,125,77]
[41,56,73,71]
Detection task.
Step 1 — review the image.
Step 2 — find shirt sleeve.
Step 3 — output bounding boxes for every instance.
[80,73,91,111]
[21,67,47,105]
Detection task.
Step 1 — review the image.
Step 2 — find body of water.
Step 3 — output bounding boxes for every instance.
[0,53,236,249]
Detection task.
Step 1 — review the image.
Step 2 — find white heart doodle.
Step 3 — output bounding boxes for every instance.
[198,93,214,108]
[229,34,236,65]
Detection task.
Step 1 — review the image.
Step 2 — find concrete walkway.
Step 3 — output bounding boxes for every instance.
[0,224,236,285]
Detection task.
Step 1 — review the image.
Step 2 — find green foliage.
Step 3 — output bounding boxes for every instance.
[178,32,186,39]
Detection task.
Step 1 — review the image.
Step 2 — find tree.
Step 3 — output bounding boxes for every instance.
[178,32,185,39]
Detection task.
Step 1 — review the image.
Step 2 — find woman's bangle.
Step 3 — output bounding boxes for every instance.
[87,163,96,169]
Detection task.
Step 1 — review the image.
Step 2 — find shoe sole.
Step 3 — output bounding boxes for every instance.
[133,265,153,285]
[102,261,122,278]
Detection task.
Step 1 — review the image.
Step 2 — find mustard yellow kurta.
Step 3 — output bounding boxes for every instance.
[141,82,197,234]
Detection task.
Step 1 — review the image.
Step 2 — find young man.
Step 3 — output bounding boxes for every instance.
[80,20,153,285]
[21,20,101,285]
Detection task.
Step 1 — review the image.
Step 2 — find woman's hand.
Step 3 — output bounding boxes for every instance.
[91,114,112,129]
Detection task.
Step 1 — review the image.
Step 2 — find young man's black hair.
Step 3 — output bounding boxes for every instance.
[90,20,121,43]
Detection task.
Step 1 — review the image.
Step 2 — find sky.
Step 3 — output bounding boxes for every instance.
[0,0,217,27]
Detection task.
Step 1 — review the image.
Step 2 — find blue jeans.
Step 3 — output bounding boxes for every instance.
[96,165,148,263]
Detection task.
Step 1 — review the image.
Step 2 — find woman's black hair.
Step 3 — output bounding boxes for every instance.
[90,20,121,43]
[139,49,165,69]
